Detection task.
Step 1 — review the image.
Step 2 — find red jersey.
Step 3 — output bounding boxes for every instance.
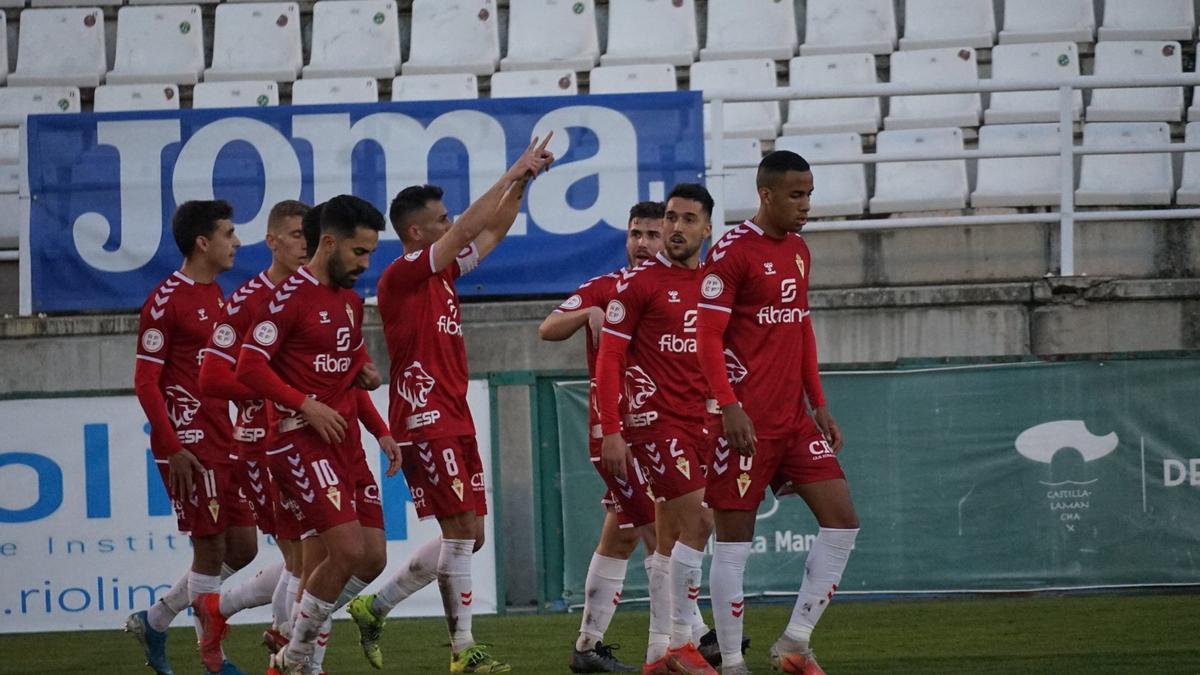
[241,265,366,435]
[697,221,821,439]
[556,269,622,441]
[600,253,710,443]
[377,241,481,442]
[136,271,233,462]
[203,271,276,460]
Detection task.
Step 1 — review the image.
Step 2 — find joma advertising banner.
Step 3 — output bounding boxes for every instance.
[554,359,1200,603]
[24,92,704,312]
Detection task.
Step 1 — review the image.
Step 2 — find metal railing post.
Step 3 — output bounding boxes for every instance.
[709,97,727,236]
[1058,84,1076,277]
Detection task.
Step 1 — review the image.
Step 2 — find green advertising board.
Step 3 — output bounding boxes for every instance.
[553,358,1200,605]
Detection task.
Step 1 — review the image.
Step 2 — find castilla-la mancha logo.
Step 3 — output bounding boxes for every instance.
[1015,420,1119,533]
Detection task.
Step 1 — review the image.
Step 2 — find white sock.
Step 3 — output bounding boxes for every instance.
[220,561,283,618]
[438,538,476,654]
[334,575,370,612]
[220,563,236,581]
[286,592,334,664]
[645,552,671,663]
[710,541,751,667]
[669,542,705,649]
[691,603,710,643]
[575,553,628,652]
[784,528,858,643]
[311,616,334,669]
[373,536,441,617]
[271,568,292,630]
[146,571,190,632]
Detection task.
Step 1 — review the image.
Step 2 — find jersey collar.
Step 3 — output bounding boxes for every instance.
[743,220,764,236]
[296,265,319,285]
[171,270,196,285]
[257,271,276,289]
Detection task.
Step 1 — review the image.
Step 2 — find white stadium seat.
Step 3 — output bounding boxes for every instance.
[870,127,968,213]
[985,42,1082,124]
[1087,41,1184,122]
[304,0,401,79]
[690,58,780,139]
[490,69,577,98]
[0,86,80,126]
[801,0,897,56]
[8,9,107,88]
[782,53,879,135]
[0,12,8,86]
[971,123,1061,208]
[706,137,763,222]
[292,77,378,105]
[900,0,996,50]
[1076,123,1173,206]
[0,128,20,195]
[1098,0,1195,42]
[93,83,180,112]
[885,47,981,130]
[403,0,501,76]
[602,0,697,67]
[775,132,868,218]
[501,0,598,72]
[192,80,279,109]
[998,0,1094,44]
[205,3,302,83]
[1176,122,1200,205]
[588,64,676,94]
[107,5,205,86]
[129,0,212,6]
[700,0,797,61]
[391,73,478,101]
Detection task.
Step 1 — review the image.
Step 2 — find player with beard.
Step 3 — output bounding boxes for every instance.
[234,195,391,675]
[595,184,717,675]
[697,151,858,675]
[539,202,666,673]
[346,135,554,674]
[127,200,251,675]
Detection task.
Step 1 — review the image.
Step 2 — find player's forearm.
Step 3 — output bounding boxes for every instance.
[235,348,308,411]
[801,316,826,408]
[355,388,390,439]
[133,360,183,456]
[696,321,737,407]
[595,335,628,435]
[538,308,590,341]
[474,176,530,259]
[437,171,522,264]
[199,352,259,401]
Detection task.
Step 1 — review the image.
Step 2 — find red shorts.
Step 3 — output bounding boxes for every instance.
[236,456,276,536]
[629,433,709,503]
[155,456,255,537]
[401,436,488,521]
[589,439,655,529]
[265,428,361,535]
[341,447,385,531]
[705,431,845,511]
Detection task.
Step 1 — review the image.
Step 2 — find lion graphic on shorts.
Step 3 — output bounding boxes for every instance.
[624,366,658,410]
[399,361,436,409]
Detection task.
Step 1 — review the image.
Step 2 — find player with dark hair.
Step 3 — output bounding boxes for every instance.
[596,184,718,675]
[233,194,394,675]
[697,151,857,675]
[346,135,555,674]
[539,201,665,673]
[127,200,250,675]
[194,200,313,657]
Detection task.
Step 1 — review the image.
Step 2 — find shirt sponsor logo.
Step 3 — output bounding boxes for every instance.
[755,306,808,325]
[605,299,626,324]
[313,353,353,373]
[141,328,164,353]
[253,321,279,346]
[701,274,724,299]
[781,278,797,303]
[212,323,236,349]
[406,409,443,430]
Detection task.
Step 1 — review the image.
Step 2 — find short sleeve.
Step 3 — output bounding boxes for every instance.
[136,295,174,365]
[557,276,607,313]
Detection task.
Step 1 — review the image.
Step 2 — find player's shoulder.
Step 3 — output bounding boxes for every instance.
[578,268,622,290]
[141,271,194,318]
[708,222,762,263]
[226,271,275,314]
[614,256,662,294]
[264,267,319,312]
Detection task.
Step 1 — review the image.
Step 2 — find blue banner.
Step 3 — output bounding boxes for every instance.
[26,93,704,312]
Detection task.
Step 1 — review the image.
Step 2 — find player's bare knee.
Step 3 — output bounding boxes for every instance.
[438,510,476,540]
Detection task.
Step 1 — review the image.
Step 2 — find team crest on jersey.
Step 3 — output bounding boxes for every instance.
[795,255,806,278]
[212,323,236,349]
[675,456,691,479]
[345,303,355,327]
[141,328,165,353]
[207,499,220,522]
[326,486,342,510]
[164,385,201,428]
[623,366,657,409]
[399,361,436,409]
[737,472,752,497]
[605,300,626,324]
[701,274,724,300]
[451,477,465,501]
[561,294,583,310]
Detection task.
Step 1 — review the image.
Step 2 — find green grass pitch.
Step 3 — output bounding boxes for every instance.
[0,593,1196,673]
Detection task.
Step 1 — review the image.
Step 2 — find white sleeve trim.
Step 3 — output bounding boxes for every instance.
[427,243,439,274]
[200,348,236,364]
[457,242,481,276]
[697,302,733,314]
[242,344,271,358]
[136,354,165,365]
[601,327,632,341]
